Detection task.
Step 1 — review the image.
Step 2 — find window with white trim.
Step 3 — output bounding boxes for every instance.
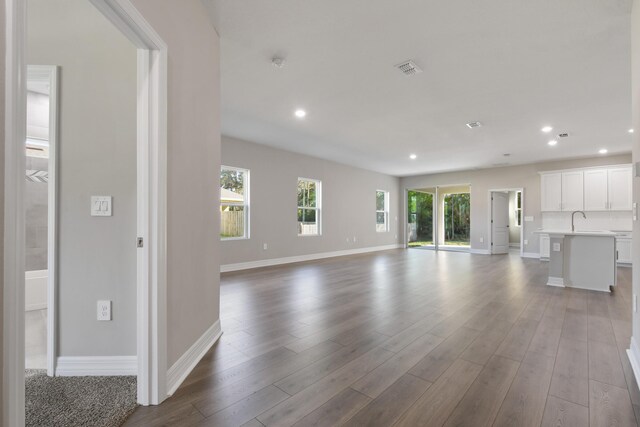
[376,190,389,232]
[220,166,249,240]
[298,178,321,236]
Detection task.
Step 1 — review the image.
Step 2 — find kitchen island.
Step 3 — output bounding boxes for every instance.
[535,230,617,292]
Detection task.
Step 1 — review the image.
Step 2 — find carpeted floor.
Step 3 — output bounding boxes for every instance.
[26,370,137,427]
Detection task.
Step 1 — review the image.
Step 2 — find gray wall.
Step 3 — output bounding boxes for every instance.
[25,155,48,271]
[401,154,632,255]
[632,0,640,355]
[221,136,402,265]
[131,0,222,367]
[28,0,138,356]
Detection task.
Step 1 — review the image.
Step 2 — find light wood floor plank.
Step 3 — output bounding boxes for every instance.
[540,396,588,427]
[589,379,637,427]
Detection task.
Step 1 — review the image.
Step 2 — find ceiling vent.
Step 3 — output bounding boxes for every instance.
[466,121,482,129]
[395,60,423,76]
[558,133,570,138]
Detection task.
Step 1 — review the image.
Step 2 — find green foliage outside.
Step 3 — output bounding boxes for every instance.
[408,191,434,243]
[408,191,470,246]
[220,169,244,194]
[444,193,470,244]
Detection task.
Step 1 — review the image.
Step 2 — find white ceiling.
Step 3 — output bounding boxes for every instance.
[207,0,633,177]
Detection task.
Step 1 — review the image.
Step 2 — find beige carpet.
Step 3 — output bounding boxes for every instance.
[26,370,137,427]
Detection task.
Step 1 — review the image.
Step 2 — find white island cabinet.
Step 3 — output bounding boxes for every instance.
[535,230,616,292]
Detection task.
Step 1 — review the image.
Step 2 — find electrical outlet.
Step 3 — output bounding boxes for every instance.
[479,237,484,243]
[524,239,528,245]
[263,243,268,250]
[353,236,357,242]
[553,242,561,252]
[97,300,111,321]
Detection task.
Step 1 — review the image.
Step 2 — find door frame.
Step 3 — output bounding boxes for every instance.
[26,64,59,377]
[4,0,168,425]
[488,188,524,257]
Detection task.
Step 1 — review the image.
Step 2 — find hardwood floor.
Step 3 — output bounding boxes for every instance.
[123,249,638,427]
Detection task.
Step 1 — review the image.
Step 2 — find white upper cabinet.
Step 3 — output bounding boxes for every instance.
[541,164,632,212]
[608,166,633,211]
[561,171,584,211]
[584,169,608,211]
[541,173,562,211]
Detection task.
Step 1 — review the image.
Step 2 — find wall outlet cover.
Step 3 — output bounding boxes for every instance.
[524,216,534,222]
[91,196,112,217]
[552,242,561,252]
[97,300,112,321]
[479,237,484,243]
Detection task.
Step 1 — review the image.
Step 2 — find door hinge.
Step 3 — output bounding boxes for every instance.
[137,237,144,248]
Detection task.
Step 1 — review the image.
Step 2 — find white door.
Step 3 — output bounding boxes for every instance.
[491,192,510,254]
[541,173,562,211]
[561,171,584,211]
[584,169,608,211]
[608,167,633,211]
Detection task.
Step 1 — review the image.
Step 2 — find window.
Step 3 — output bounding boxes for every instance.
[515,191,522,226]
[220,166,249,239]
[298,178,321,236]
[376,190,389,232]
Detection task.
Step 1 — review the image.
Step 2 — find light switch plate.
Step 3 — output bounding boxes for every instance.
[97,300,111,321]
[91,196,112,217]
[524,216,534,222]
[552,242,561,252]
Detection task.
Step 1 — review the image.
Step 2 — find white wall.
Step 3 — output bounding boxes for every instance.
[0,0,5,417]
[221,136,402,266]
[27,0,138,357]
[130,0,221,367]
[401,154,631,255]
[631,0,640,364]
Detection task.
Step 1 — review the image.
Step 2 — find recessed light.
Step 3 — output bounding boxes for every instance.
[630,129,635,134]
[409,154,417,160]
[548,140,558,146]
[599,149,608,154]
[541,126,553,133]
[294,109,307,118]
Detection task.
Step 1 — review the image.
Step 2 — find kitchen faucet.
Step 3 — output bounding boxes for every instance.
[571,210,586,232]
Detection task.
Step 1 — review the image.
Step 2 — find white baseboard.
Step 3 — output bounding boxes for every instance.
[509,243,521,248]
[522,252,540,259]
[547,276,565,288]
[56,356,137,376]
[470,249,491,255]
[166,319,222,396]
[221,244,403,272]
[628,337,640,393]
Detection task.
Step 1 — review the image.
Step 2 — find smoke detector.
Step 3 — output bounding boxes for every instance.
[466,121,483,129]
[395,60,423,76]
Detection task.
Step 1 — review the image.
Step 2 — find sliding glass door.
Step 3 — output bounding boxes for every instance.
[407,189,435,248]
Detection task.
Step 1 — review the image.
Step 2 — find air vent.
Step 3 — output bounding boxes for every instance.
[558,133,570,138]
[466,121,482,129]
[395,60,423,76]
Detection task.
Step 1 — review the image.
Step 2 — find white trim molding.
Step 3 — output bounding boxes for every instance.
[56,356,137,376]
[166,320,222,396]
[221,244,404,273]
[547,276,566,287]
[627,337,640,392]
[522,252,541,259]
[470,249,491,255]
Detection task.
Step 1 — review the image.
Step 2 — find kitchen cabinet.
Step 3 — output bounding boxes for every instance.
[541,165,632,212]
[583,168,608,211]
[608,167,633,211]
[617,237,632,265]
[540,234,550,259]
[561,171,584,211]
[541,173,562,212]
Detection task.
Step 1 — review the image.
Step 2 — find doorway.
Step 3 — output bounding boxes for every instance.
[24,65,57,376]
[5,0,168,423]
[407,185,471,252]
[490,189,524,255]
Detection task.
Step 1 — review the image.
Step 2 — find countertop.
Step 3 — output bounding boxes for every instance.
[535,229,618,237]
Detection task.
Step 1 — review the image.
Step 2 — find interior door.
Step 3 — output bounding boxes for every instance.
[491,192,509,254]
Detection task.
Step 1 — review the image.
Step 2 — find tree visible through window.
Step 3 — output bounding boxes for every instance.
[220,166,249,239]
[376,190,389,232]
[515,191,522,226]
[298,178,321,236]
